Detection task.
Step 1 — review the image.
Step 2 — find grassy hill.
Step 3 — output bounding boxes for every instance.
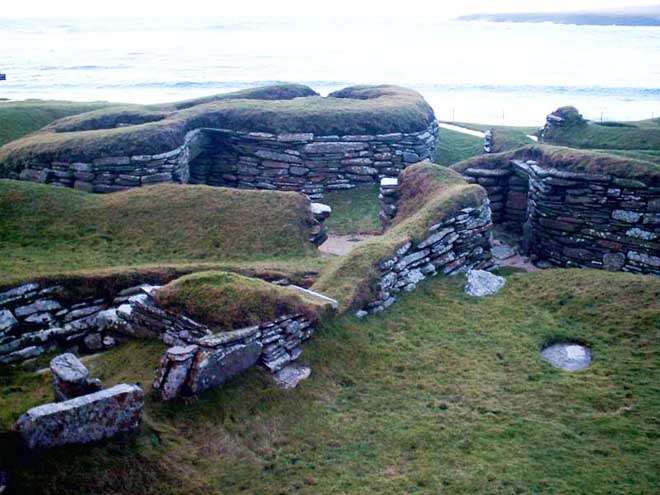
[0,180,320,286]
[3,268,659,494]
[0,100,116,146]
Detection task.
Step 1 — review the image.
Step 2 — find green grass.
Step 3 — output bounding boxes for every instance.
[3,269,659,494]
[156,271,333,331]
[322,185,382,235]
[450,121,540,152]
[313,163,484,310]
[0,100,116,146]
[434,126,484,166]
[0,84,435,167]
[0,180,320,286]
[542,117,660,151]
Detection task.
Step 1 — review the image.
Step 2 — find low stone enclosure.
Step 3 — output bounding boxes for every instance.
[7,273,337,449]
[0,84,438,199]
[451,145,660,275]
[314,162,494,315]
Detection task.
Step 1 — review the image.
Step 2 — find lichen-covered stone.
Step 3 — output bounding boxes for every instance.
[50,353,102,401]
[16,384,144,450]
[465,270,506,297]
[0,309,18,333]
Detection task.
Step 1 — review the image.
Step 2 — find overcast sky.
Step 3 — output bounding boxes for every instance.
[1,0,659,18]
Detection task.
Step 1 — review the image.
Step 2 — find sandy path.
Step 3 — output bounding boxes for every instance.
[319,234,378,256]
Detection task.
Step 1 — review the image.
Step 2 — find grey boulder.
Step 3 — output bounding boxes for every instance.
[465,270,506,297]
[16,383,144,450]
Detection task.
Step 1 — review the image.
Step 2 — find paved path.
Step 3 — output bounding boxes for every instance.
[438,122,485,138]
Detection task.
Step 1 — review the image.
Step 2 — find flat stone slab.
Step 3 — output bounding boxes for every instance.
[16,383,144,450]
[465,270,506,297]
[50,353,88,383]
[273,364,311,389]
[492,244,516,260]
[541,343,592,371]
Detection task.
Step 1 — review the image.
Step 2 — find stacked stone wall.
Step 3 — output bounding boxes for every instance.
[153,311,318,400]
[359,200,493,316]
[0,282,124,364]
[462,165,529,227]
[6,122,438,199]
[459,160,660,274]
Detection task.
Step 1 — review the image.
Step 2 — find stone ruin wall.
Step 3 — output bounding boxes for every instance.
[7,122,439,199]
[461,160,660,275]
[7,279,336,449]
[358,197,494,317]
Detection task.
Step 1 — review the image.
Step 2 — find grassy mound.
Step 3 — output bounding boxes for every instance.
[0,100,117,146]
[156,271,333,331]
[0,180,319,286]
[451,144,660,185]
[312,163,485,310]
[543,113,660,151]
[0,84,435,167]
[3,269,659,494]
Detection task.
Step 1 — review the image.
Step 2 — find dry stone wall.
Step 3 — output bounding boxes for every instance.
[358,200,493,316]
[189,123,439,199]
[6,122,439,199]
[153,311,318,400]
[460,159,660,274]
[0,282,127,365]
[461,164,529,226]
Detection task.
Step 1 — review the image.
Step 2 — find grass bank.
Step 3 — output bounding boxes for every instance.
[0,100,116,146]
[0,180,319,286]
[434,126,484,166]
[3,269,659,494]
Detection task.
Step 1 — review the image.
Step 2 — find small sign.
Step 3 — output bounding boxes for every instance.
[0,74,5,81]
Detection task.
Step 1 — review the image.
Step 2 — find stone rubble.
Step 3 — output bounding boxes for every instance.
[153,312,319,400]
[310,202,332,246]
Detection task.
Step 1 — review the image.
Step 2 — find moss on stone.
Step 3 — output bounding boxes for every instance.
[156,271,332,331]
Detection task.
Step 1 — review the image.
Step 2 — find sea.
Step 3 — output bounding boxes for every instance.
[1,16,659,126]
